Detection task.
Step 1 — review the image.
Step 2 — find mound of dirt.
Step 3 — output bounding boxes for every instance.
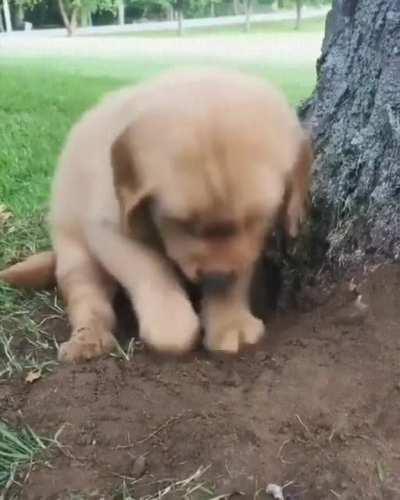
[1,264,400,499]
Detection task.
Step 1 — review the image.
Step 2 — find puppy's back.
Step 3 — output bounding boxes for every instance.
[49,69,303,237]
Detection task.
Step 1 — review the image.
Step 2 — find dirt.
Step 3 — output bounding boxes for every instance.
[1,264,400,499]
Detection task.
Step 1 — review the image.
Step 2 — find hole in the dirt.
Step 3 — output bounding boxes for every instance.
[112,255,283,348]
[112,286,138,344]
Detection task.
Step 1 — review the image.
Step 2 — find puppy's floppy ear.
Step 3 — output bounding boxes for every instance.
[283,131,313,239]
[111,126,151,233]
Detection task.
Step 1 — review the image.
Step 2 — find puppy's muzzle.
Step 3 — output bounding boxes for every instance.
[200,271,236,294]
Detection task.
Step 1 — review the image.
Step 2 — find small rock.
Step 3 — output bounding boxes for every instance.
[333,294,368,326]
[255,352,268,363]
[348,279,358,292]
[266,483,284,500]
[132,455,147,478]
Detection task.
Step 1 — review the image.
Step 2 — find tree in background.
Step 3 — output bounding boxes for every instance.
[185,0,223,19]
[294,0,302,29]
[3,0,329,30]
[57,0,119,35]
[175,0,184,34]
[117,0,124,23]
[277,0,331,29]
[2,0,12,31]
[3,0,40,30]
[57,0,77,34]
[243,0,252,31]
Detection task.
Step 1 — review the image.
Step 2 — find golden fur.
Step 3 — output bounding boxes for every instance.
[0,69,313,361]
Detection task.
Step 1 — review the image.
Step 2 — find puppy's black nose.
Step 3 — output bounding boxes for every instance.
[200,271,236,294]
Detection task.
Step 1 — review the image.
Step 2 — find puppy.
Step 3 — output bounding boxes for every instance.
[0,69,312,361]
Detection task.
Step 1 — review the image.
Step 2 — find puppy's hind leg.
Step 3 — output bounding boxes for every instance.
[55,237,118,362]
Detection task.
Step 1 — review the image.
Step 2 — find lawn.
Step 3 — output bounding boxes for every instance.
[0,34,318,494]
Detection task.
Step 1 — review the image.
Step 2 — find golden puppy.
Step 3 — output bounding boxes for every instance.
[0,69,312,361]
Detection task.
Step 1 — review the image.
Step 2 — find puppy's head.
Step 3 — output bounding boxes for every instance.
[111,72,312,288]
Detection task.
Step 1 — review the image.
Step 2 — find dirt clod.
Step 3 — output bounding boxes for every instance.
[131,455,147,478]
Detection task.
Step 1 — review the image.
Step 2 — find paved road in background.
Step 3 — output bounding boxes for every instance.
[0,7,327,67]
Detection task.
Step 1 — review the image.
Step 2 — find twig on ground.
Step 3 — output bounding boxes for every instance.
[138,411,190,445]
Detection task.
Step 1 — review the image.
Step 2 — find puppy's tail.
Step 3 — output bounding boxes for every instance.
[0,251,56,289]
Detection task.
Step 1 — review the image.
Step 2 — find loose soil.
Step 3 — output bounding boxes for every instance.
[1,264,400,499]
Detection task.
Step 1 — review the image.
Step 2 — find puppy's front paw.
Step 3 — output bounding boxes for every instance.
[139,292,200,354]
[204,312,265,354]
[58,327,117,362]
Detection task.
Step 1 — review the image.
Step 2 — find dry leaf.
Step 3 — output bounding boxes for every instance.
[0,204,12,226]
[25,370,42,384]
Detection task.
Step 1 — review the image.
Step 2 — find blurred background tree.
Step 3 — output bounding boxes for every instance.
[1,0,330,31]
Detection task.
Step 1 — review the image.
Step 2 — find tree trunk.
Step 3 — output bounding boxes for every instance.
[57,0,78,36]
[233,0,241,16]
[80,7,90,27]
[177,8,183,36]
[210,1,215,17]
[166,4,174,21]
[244,0,252,32]
[15,1,25,30]
[301,0,400,275]
[118,0,125,25]
[3,0,12,32]
[294,0,302,30]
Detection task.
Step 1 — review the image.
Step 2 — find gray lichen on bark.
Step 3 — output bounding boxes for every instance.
[300,0,400,272]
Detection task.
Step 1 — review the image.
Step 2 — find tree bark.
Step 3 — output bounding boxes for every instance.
[301,0,400,274]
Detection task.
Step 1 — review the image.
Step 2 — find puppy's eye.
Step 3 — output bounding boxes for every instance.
[178,219,200,237]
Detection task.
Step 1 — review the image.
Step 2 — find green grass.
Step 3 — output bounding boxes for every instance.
[0,55,314,228]
[0,65,123,221]
[0,421,47,492]
[0,285,60,379]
